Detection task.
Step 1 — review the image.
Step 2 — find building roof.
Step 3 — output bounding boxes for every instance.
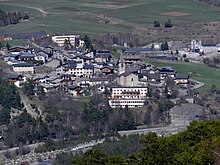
[119,72,135,77]
[7,73,23,79]
[175,74,189,79]
[13,63,34,67]
[75,54,93,60]
[111,86,148,89]
[67,61,77,69]
[83,65,94,69]
[90,78,108,82]
[19,52,35,57]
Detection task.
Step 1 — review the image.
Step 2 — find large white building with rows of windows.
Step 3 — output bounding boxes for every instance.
[51,35,82,47]
[109,86,148,108]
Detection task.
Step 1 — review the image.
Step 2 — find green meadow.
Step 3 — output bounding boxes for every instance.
[1,0,220,34]
[144,58,220,93]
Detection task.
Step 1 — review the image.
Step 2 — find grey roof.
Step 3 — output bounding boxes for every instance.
[67,61,77,69]
[13,63,34,67]
[119,72,134,77]
[33,74,49,80]
[8,73,23,79]
[111,86,148,88]
[75,54,93,60]
[83,65,94,69]
[90,78,108,82]
[175,74,189,79]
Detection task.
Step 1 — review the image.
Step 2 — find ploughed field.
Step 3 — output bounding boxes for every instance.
[1,0,220,34]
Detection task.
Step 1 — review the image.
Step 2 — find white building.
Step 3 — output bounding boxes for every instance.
[109,86,148,108]
[65,61,94,78]
[12,63,35,73]
[109,99,145,108]
[52,35,80,47]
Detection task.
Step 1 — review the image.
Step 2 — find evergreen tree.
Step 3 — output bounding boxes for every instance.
[165,19,173,28]
[154,20,160,27]
[82,35,93,50]
[161,41,169,51]
[6,42,10,50]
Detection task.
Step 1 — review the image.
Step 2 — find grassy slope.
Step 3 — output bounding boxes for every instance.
[144,58,220,93]
[1,0,220,34]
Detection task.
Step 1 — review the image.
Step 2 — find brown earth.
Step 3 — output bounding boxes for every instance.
[160,11,190,17]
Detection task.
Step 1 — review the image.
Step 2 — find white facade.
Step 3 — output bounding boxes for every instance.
[52,35,80,47]
[109,99,145,108]
[109,86,148,108]
[65,65,94,78]
[34,55,47,63]
[13,65,34,73]
[111,87,148,99]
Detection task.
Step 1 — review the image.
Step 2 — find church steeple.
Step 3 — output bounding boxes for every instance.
[118,55,125,75]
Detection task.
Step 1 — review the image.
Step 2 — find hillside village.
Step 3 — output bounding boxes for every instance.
[1,34,220,164]
[0,34,199,109]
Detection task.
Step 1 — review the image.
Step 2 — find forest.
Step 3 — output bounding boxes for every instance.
[0,9,29,27]
[53,120,220,165]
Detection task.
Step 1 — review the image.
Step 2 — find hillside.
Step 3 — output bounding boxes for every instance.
[1,0,220,34]
[53,120,220,164]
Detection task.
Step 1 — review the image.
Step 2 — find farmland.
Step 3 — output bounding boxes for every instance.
[144,58,220,93]
[1,0,220,34]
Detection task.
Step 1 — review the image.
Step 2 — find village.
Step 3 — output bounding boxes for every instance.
[0,34,219,110]
[1,33,220,164]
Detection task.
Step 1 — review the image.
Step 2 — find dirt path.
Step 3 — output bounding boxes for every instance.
[0,3,65,17]
[18,90,41,118]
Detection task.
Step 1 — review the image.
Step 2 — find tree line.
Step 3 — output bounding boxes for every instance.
[0,9,30,27]
[53,120,220,165]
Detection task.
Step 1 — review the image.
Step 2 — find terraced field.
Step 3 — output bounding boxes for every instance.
[1,0,220,34]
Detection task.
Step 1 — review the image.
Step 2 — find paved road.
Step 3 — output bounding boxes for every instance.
[118,125,187,137]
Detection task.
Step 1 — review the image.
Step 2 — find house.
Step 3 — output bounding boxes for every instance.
[18,52,35,62]
[100,65,114,75]
[73,54,93,64]
[75,78,90,87]
[7,59,19,65]
[84,51,94,58]
[89,78,109,86]
[34,55,48,64]
[68,85,83,96]
[124,56,142,64]
[12,63,35,73]
[35,51,49,63]
[65,61,94,78]
[156,66,176,80]
[147,73,160,82]
[94,50,112,63]
[174,74,189,84]
[7,53,20,61]
[117,72,139,86]
[45,59,61,69]
[8,46,27,53]
[7,73,24,88]
[51,34,80,47]
[109,86,148,108]
[33,75,49,83]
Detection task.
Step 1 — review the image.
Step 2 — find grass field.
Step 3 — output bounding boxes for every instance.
[144,58,220,93]
[1,0,220,34]
[2,40,28,47]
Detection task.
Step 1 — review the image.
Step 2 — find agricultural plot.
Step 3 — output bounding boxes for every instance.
[1,0,220,34]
